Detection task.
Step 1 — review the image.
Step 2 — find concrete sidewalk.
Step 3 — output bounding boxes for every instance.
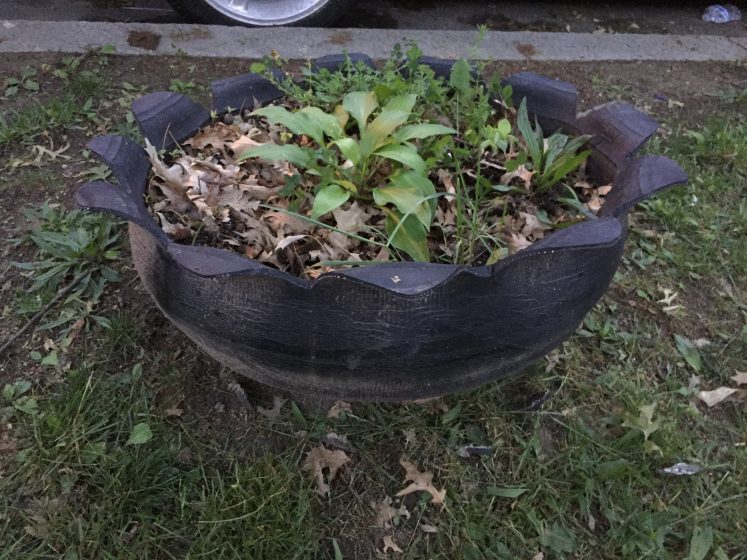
[1,20,746,61]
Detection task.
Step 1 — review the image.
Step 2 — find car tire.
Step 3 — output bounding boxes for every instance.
[166,0,349,27]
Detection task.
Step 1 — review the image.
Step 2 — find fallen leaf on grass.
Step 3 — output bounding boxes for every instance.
[697,387,737,408]
[501,164,535,189]
[507,233,532,254]
[165,405,183,418]
[544,349,561,373]
[731,371,747,386]
[321,431,355,453]
[396,459,446,505]
[302,445,350,496]
[382,535,403,554]
[372,497,410,528]
[126,422,153,446]
[327,400,352,418]
[257,396,287,418]
[402,428,416,446]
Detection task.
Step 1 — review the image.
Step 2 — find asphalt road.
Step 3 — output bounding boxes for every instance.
[1,0,744,36]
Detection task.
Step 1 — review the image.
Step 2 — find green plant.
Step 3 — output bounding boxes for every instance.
[150,49,596,272]
[3,66,39,97]
[238,92,456,261]
[12,202,123,336]
[514,99,592,193]
[169,78,197,95]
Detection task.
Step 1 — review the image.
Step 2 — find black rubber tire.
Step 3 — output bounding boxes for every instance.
[166,0,348,27]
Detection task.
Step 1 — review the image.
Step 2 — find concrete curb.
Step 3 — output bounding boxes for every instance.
[2,20,746,62]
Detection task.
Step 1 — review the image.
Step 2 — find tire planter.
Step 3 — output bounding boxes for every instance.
[75,55,687,401]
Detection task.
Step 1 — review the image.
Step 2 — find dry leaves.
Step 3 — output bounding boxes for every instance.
[302,445,350,496]
[372,496,410,528]
[396,459,446,505]
[257,396,287,419]
[731,371,747,385]
[381,536,403,554]
[148,107,601,276]
[327,400,352,419]
[697,387,738,408]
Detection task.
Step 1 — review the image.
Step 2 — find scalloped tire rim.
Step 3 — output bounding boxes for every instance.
[74,58,688,400]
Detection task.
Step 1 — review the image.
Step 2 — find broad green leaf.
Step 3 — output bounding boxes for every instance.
[392,123,457,143]
[497,118,512,137]
[310,184,351,220]
[236,143,313,169]
[343,91,378,132]
[13,380,31,398]
[127,422,153,446]
[375,144,427,174]
[333,105,349,129]
[374,184,431,229]
[333,137,361,165]
[674,334,702,372]
[540,522,576,554]
[383,93,417,114]
[14,396,38,415]
[486,487,528,499]
[622,403,661,441]
[251,106,324,145]
[449,58,472,95]
[687,527,713,560]
[360,110,410,157]
[300,106,344,141]
[2,384,14,401]
[41,351,59,367]
[384,210,429,262]
[391,171,438,216]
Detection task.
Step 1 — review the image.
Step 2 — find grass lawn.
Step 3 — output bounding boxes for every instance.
[0,50,745,559]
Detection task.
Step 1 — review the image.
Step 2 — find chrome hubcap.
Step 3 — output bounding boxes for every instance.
[204,0,333,25]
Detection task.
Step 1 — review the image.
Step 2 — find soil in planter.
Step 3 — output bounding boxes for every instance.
[144,69,612,279]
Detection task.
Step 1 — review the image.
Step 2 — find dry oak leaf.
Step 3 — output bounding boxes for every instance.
[372,496,411,529]
[382,535,403,555]
[501,164,535,189]
[332,202,371,233]
[257,396,287,419]
[731,371,747,386]
[698,387,737,408]
[184,122,239,150]
[327,400,352,419]
[507,233,532,254]
[302,445,350,496]
[373,497,398,529]
[519,211,551,239]
[396,459,446,505]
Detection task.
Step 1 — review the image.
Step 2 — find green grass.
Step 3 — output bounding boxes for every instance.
[0,367,318,559]
[0,58,745,560]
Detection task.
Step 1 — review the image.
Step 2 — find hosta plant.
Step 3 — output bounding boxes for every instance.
[238,92,456,261]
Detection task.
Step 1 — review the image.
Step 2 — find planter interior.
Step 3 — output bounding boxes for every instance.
[75,55,687,401]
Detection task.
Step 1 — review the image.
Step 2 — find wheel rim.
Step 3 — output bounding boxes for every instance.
[204,0,333,25]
